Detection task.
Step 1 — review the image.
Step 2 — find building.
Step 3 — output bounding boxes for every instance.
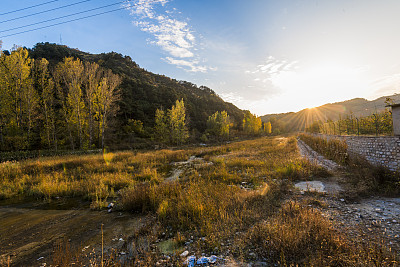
[390,104,400,136]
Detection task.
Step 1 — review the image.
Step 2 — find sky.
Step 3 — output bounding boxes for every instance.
[1,0,400,115]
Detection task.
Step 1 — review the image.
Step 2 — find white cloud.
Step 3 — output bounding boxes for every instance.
[252,56,298,77]
[164,57,207,72]
[124,0,213,72]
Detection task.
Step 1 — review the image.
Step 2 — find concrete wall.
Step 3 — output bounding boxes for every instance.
[314,134,400,172]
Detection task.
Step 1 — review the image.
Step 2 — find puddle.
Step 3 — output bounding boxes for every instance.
[157,239,184,254]
[0,196,90,210]
[295,181,326,193]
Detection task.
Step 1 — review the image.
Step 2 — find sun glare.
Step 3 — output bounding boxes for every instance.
[265,62,370,114]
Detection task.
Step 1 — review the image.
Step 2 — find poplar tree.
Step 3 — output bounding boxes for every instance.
[243,110,262,135]
[206,110,230,140]
[264,121,272,135]
[96,69,121,150]
[169,99,188,145]
[34,58,56,149]
[54,57,85,149]
[154,108,169,143]
[84,61,101,147]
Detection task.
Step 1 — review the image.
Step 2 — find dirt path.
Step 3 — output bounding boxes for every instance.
[0,203,145,266]
[296,138,400,254]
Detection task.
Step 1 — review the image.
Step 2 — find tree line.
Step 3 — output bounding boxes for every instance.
[305,108,393,136]
[0,45,272,152]
[0,47,120,151]
[152,102,272,145]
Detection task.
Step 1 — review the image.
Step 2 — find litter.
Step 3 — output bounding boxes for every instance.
[185,255,196,267]
[197,255,219,264]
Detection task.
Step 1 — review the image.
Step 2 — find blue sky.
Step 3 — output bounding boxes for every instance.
[2,0,400,115]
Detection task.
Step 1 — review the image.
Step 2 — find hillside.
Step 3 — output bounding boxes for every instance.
[28,42,244,133]
[261,94,400,132]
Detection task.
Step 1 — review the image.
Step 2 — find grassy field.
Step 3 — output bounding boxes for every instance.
[0,136,398,266]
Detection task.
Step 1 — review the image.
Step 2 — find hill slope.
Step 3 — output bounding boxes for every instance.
[261,94,400,132]
[28,42,244,133]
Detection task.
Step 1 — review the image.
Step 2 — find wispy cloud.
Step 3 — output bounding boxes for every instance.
[124,0,211,72]
[250,56,298,77]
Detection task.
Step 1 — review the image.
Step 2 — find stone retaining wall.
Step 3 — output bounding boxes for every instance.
[313,134,400,172]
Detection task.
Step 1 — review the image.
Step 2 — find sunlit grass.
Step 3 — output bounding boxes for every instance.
[1,136,398,265]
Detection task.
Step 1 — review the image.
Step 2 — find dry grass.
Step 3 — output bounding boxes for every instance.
[1,136,399,266]
[299,133,400,197]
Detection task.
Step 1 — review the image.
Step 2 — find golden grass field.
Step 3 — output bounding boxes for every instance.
[0,136,398,266]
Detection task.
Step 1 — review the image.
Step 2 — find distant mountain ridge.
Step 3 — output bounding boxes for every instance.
[261,94,400,132]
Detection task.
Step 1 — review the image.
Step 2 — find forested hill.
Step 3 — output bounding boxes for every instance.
[28,42,244,132]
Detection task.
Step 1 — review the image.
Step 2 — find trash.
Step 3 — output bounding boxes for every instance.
[209,255,218,264]
[37,256,44,261]
[82,245,90,252]
[119,238,124,242]
[180,250,189,257]
[196,255,220,265]
[108,203,114,209]
[185,255,196,267]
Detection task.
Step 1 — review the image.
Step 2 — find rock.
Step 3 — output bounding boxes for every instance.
[180,250,189,257]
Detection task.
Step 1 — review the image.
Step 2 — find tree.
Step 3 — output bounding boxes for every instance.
[55,57,85,149]
[154,99,189,145]
[206,110,230,141]
[169,99,189,145]
[34,58,56,149]
[263,121,272,135]
[84,61,101,147]
[0,47,36,149]
[154,108,169,143]
[243,110,262,135]
[96,69,121,150]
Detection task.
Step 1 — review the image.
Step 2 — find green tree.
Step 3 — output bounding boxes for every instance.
[206,110,230,140]
[154,108,169,143]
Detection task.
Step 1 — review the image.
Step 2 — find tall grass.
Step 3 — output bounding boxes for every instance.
[299,133,349,164]
[299,133,400,197]
[1,136,398,265]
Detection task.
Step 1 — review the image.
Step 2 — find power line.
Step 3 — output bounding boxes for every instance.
[0,7,125,38]
[0,0,160,39]
[0,1,128,34]
[0,0,62,16]
[0,0,93,24]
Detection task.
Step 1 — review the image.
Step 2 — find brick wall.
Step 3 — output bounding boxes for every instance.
[314,134,400,172]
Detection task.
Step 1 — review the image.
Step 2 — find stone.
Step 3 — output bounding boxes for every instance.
[180,250,189,257]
